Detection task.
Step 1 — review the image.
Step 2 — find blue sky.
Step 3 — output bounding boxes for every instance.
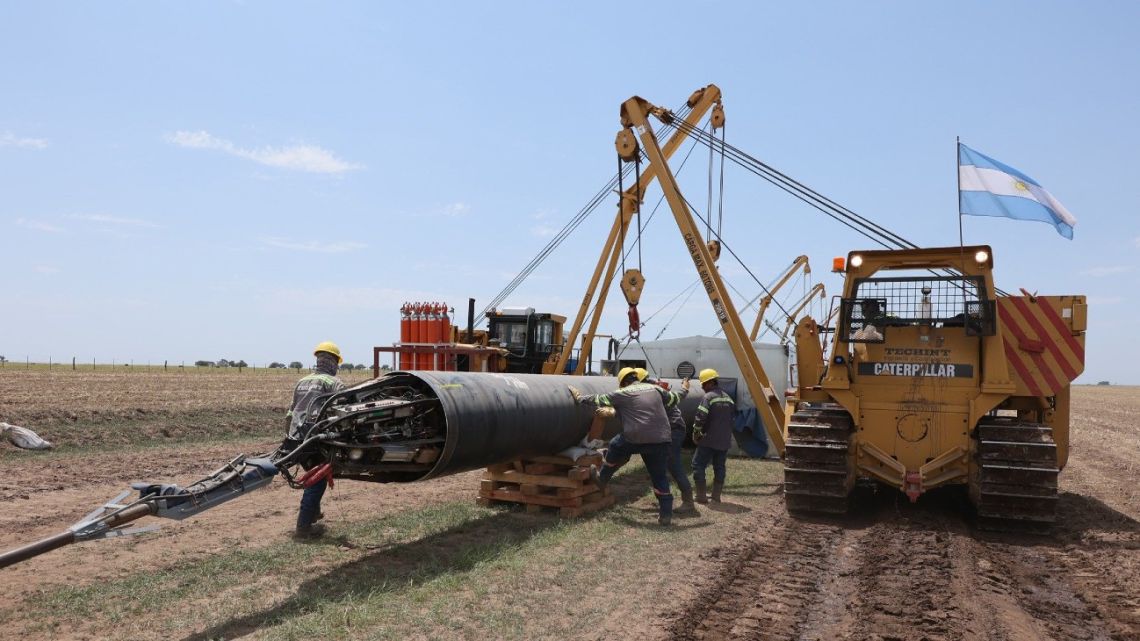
[2,2,1136,383]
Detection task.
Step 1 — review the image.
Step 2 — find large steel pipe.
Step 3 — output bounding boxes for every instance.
[322,371,699,483]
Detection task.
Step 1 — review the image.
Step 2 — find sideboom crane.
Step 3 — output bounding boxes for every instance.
[618,92,786,455]
[749,255,810,341]
[555,85,724,376]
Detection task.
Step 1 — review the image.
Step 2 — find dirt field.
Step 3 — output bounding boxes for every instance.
[0,372,1136,640]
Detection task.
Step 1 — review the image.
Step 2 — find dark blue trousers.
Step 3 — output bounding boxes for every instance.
[600,434,673,518]
[297,478,326,529]
[667,427,693,494]
[692,445,728,484]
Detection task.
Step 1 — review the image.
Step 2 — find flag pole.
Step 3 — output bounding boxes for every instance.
[956,136,964,249]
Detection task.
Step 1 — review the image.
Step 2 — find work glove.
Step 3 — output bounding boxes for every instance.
[567,385,582,402]
[579,436,606,450]
[692,429,704,444]
[594,407,616,419]
[681,378,691,391]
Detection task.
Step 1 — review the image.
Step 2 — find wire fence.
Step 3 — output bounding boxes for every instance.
[0,357,386,377]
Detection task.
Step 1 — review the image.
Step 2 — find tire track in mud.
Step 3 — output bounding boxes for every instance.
[667,488,1139,641]
[666,511,844,640]
[976,493,1140,641]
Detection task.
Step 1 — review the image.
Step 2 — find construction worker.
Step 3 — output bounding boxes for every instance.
[636,368,697,514]
[286,341,345,539]
[568,367,689,526]
[691,368,735,504]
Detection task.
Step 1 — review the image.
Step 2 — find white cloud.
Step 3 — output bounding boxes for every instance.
[167,130,361,174]
[34,265,60,274]
[531,223,560,238]
[256,286,443,312]
[70,213,161,228]
[529,209,561,236]
[262,236,367,253]
[0,132,48,149]
[408,202,473,219]
[1080,265,1132,277]
[15,217,63,233]
[440,202,470,217]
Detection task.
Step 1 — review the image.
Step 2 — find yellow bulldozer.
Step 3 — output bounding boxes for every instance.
[563,84,1086,530]
[789,247,1085,529]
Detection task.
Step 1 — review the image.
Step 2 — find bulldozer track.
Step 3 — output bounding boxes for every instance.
[973,418,1059,533]
[783,407,853,515]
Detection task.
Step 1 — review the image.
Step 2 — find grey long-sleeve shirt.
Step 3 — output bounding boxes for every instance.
[286,367,345,440]
[578,382,688,444]
[693,386,735,451]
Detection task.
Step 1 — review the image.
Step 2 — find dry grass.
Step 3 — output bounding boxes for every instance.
[0,368,373,450]
[18,460,784,641]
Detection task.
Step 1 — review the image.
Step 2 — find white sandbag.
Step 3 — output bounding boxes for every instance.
[558,444,597,461]
[0,422,54,450]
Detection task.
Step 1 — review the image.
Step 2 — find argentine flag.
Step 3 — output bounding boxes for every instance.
[958,144,1076,239]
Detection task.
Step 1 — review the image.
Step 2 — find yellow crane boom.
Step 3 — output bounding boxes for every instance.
[748,255,810,341]
[555,85,724,375]
[779,283,826,344]
[618,91,786,454]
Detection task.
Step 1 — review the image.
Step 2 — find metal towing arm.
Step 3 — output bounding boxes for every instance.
[617,92,786,455]
[0,454,284,569]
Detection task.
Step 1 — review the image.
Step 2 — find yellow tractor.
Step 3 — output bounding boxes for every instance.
[789,247,1086,529]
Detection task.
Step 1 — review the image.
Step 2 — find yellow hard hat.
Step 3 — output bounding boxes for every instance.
[698,368,719,384]
[314,341,343,364]
[616,367,639,384]
[634,367,649,381]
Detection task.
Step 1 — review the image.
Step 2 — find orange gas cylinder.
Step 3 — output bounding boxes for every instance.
[417,303,431,370]
[411,303,424,370]
[431,303,444,343]
[399,303,412,370]
[440,303,452,370]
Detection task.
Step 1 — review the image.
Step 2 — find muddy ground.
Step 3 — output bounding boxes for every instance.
[0,373,1136,640]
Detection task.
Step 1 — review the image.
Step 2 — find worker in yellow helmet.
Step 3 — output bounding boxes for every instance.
[691,368,735,504]
[568,366,690,526]
[285,341,345,539]
[636,368,698,515]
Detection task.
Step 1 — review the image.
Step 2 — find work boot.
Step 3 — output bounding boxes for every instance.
[675,488,698,514]
[314,511,325,523]
[711,481,724,503]
[695,479,708,504]
[658,513,672,527]
[293,523,326,540]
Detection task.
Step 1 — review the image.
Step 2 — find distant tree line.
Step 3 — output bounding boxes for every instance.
[193,359,248,369]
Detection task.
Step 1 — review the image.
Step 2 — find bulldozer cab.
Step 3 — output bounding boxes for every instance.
[826,246,998,397]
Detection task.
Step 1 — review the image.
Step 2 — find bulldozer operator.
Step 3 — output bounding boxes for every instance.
[285,341,345,539]
[568,368,690,526]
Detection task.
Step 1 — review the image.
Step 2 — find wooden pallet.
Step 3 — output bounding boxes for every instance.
[476,453,615,518]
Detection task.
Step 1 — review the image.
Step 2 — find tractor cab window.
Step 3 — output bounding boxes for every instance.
[492,321,529,350]
[841,274,994,342]
[534,320,555,352]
